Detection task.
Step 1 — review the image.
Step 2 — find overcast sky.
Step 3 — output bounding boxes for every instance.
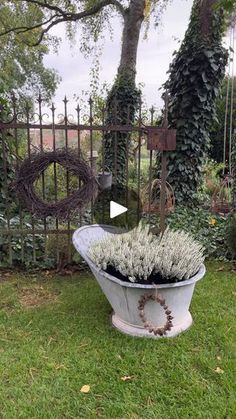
[43,0,194,116]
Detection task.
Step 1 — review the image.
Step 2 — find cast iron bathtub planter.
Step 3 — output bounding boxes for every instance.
[73,224,206,338]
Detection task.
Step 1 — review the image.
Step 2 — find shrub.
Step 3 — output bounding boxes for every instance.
[201,160,225,198]
[163,206,228,260]
[89,225,204,284]
[0,213,47,268]
[225,213,236,257]
[46,232,77,270]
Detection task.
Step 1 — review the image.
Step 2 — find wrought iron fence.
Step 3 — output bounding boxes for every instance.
[0,94,162,268]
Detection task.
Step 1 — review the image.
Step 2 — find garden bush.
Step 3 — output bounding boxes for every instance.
[128,158,150,191]
[0,213,49,268]
[46,231,77,270]
[225,212,236,257]
[201,160,225,197]
[147,205,229,260]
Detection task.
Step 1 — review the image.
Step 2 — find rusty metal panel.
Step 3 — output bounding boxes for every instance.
[147,128,176,151]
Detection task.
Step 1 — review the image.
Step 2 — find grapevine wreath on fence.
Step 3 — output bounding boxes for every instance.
[14,150,99,219]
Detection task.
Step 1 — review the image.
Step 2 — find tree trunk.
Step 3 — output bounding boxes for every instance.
[104,0,145,184]
[160,0,227,204]
[118,0,146,77]
[199,0,216,37]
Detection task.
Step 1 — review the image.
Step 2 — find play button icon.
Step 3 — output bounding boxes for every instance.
[93,184,142,233]
[110,201,128,219]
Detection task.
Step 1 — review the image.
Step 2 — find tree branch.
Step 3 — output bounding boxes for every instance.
[72,0,126,20]
[17,0,70,16]
[109,0,126,17]
[0,14,58,37]
[1,0,126,44]
[11,0,126,18]
[32,17,73,45]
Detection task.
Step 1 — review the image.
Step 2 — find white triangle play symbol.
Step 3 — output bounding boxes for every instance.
[110,201,128,219]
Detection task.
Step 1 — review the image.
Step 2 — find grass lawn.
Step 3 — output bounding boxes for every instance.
[0,262,235,419]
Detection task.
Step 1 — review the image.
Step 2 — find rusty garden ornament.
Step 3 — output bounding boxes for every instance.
[210,175,233,215]
[138,291,174,336]
[146,92,177,233]
[142,178,175,214]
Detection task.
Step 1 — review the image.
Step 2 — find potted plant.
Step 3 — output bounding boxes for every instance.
[73,224,206,338]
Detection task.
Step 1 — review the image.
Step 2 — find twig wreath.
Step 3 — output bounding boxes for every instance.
[14,150,99,219]
[138,292,174,336]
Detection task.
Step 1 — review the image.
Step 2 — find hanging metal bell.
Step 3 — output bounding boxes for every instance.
[97,171,112,190]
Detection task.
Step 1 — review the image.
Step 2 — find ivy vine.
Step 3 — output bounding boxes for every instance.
[104,71,140,184]
[0,97,16,214]
[162,0,228,204]
[232,133,236,209]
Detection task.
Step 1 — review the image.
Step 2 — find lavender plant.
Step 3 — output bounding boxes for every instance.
[89,225,205,283]
[89,225,157,282]
[154,228,205,281]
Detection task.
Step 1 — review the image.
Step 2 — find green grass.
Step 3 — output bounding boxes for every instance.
[0,262,235,419]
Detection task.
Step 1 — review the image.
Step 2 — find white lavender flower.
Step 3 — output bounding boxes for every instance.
[154,227,205,280]
[88,224,205,283]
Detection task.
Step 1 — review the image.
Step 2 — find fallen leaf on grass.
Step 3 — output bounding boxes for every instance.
[54,363,67,370]
[191,347,201,352]
[29,368,38,380]
[217,356,221,361]
[214,367,224,374]
[47,336,56,346]
[80,385,90,393]
[121,375,133,381]
[147,396,154,406]
[77,343,89,350]
[232,292,236,297]
[216,266,225,272]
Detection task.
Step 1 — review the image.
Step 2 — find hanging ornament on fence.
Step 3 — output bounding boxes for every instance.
[141,178,175,215]
[14,150,99,219]
[210,175,233,215]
